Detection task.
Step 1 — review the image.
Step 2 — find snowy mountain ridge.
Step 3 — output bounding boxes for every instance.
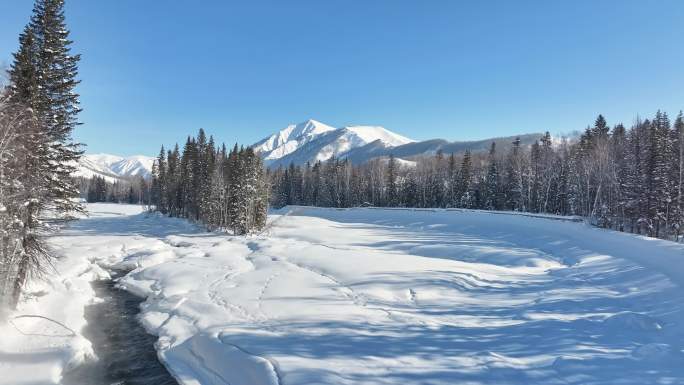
[75,153,155,182]
[253,119,415,167]
[253,119,338,161]
[253,119,550,168]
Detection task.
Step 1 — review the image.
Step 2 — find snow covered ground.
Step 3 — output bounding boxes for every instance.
[2,203,684,385]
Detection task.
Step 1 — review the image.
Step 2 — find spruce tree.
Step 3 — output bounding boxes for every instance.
[14,0,83,218]
[6,0,82,307]
[386,154,398,206]
[611,124,628,229]
[674,112,684,239]
[154,146,167,213]
[447,153,457,206]
[646,111,671,236]
[458,150,472,208]
[504,138,524,211]
[484,143,499,210]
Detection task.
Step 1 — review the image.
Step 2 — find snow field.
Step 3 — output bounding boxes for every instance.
[2,203,684,385]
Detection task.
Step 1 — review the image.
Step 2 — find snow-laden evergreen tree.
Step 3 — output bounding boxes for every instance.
[447,153,458,207]
[458,150,473,208]
[11,0,83,219]
[504,138,525,211]
[207,147,228,229]
[192,129,210,221]
[484,143,499,210]
[0,93,43,308]
[386,154,398,207]
[180,137,198,218]
[674,112,684,239]
[167,145,181,216]
[154,146,167,213]
[2,0,82,308]
[646,111,671,237]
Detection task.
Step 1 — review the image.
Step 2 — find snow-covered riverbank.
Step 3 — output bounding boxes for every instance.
[2,203,684,384]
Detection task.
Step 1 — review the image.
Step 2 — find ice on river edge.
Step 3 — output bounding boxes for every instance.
[2,203,684,385]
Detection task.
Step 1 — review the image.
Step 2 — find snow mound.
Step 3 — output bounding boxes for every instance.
[604,312,663,332]
[378,156,417,168]
[406,243,564,269]
[164,334,280,385]
[342,125,414,147]
[631,343,672,361]
[551,356,593,373]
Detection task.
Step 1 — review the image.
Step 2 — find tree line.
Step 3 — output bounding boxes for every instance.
[0,0,82,309]
[150,129,269,235]
[79,175,151,205]
[270,112,684,241]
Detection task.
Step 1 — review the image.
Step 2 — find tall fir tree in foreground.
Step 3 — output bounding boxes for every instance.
[10,0,83,218]
[1,0,82,308]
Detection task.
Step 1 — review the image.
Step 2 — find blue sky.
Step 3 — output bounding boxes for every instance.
[1,1,683,156]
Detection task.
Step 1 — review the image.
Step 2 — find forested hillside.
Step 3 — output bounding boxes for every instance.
[271,113,684,241]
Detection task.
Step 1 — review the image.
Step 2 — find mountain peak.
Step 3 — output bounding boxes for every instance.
[253,119,337,161]
[252,119,415,168]
[75,153,155,182]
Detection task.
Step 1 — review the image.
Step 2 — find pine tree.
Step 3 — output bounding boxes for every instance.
[153,146,167,213]
[610,124,628,230]
[538,132,556,213]
[193,129,209,221]
[386,154,398,206]
[447,153,457,207]
[9,28,40,109]
[674,112,684,239]
[17,0,83,218]
[645,111,671,237]
[458,150,473,208]
[484,143,499,210]
[180,137,198,218]
[0,95,44,307]
[504,138,523,211]
[5,0,82,307]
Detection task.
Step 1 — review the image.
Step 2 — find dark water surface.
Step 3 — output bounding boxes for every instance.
[63,271,178,385]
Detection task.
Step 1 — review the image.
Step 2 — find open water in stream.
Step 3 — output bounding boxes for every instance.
[63,271,178,385]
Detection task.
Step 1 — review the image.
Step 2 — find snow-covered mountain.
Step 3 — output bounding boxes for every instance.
[75,154,155,182]
[253,119,337,161]
[108,155,155,178]
[253,119,547,168]
[253,119,415,168]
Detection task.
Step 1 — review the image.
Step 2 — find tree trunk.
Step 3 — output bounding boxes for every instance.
[10,253,28,310]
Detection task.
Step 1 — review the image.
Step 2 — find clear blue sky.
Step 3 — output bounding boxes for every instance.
[1,1,683,156]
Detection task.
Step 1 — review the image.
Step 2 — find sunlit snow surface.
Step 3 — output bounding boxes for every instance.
[2,204,684,385]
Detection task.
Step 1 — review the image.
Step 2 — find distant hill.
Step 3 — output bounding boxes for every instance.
[343,133,545,164]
